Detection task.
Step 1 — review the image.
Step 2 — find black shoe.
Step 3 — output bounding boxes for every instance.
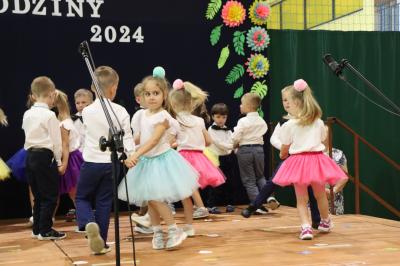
[208,207,222,214]
[38,229,67,240]
[241,205,256,218]
[254,205,269,215]
[226,205,235,213]
[312,220,321,230]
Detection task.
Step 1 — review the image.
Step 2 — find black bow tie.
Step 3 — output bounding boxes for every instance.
[71,114,83,123]
[211,125,230,131]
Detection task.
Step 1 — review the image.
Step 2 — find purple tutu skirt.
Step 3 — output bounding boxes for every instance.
[179,150,226,189]
[273,152,346,187]
[59,149,83,194]
[6,148,27,183]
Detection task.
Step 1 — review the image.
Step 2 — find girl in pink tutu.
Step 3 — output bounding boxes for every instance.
[54,90,83,217]
[169,79,226,220]
[272,79,347,240]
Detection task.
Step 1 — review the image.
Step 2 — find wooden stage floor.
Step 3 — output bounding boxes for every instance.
[0,206,399,266]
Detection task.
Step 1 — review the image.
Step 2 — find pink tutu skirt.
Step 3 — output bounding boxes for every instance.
[59,149,83,194]
[273,152,346,187]
[179,150,225,189]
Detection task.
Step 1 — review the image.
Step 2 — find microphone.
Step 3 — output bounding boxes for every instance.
[323,54,343,77]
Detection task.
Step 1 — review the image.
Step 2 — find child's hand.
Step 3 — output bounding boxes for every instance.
[125,153,139,168]
[279,152,288,160]
[170,142,178,149]
[58,165,66,175]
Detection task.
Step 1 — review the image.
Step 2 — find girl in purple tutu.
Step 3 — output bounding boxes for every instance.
[169,79,226,220]
[272,79,347,240]
[54,90,83,218]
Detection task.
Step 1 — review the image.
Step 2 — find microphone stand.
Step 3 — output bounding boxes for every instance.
[78,41,125,266]
[331,58,400,116]
[338,59,400,115]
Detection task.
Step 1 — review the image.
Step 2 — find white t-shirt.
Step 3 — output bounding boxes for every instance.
[176,112,206,151]
[60,118,81,152]
[279,118,326,154]
[138,109,180,157]
[131,108,144,136]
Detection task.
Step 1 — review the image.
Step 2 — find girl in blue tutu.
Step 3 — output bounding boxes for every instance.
[118,73,199,250]
[53,90,83,218]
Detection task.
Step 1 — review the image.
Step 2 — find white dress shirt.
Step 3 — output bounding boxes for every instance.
[232,112,268,146]
[279,118,326,154]
[60,118,81,152]
[208,123,233,156]
[73,112,85,152]
[22,102,62,166]
[82,98,135,163]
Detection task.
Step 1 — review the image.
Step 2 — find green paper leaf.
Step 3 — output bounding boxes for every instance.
[257,107,264,118]
[210,25,222,46]
[205,0,222,20]
[233,85,244,98]
[225,64,245,84]
[233,31,245,56]
[217,45,230,69]
[250,80,268,99]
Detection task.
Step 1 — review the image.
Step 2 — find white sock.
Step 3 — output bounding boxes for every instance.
[168,224,178,231]
[153,225,162,232]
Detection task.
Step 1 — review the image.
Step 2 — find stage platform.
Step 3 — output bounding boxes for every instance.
[0,206,399,266]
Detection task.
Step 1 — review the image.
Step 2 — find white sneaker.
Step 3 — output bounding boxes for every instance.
[134,225,153,234]
[85,222,104,254]
[94,246,112,255]
[152,230,165,250]
[255,207,268,215]
[193,207,209,219]
[31,232,38,239]
[131,213,151,228]
[266,196,281,210]
[166,228,187,250]
[183,225,195,237]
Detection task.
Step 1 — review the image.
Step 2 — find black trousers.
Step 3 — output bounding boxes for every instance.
[26,148,59,235]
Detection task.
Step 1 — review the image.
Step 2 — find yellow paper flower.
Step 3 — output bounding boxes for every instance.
[221,1,246,27]
[246,54,270,79]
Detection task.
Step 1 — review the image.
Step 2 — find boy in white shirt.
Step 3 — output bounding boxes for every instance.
[72,88,94,152]
[232,93,268,208]
[23,76,66,240]
[75,66,134,255]
[205,103,236,213]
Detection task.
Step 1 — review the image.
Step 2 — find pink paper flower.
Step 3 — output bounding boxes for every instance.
[221,1,246,27]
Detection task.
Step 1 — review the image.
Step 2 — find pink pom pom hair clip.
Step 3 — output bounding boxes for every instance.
[293,79,308,92]
[172,79,184,90]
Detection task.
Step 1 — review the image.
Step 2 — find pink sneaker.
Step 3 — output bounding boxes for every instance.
[299,226,313,240]
[318,219,333,233]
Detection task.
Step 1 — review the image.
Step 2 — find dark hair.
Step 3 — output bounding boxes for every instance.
[192,102,210,125]
[211,103,229,116]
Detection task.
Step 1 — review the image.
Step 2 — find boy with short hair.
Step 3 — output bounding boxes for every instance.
[232,93,268,212]
[23,76,66,240]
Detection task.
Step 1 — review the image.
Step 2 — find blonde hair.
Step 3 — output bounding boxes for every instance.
[282,84,322,126]
[140,75,170,108]
[168,81,208,117]
[54,90,70,120]
[133,83,144,97]
[242,92,261,110]
[31,76,55,98]
[74,88,93,102]
[91,66,119,93]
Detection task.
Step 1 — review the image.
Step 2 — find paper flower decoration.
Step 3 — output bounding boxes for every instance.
[249,0,271,26]
[221,1,246,27]
[246,54,270,79]
[246,26,270,52]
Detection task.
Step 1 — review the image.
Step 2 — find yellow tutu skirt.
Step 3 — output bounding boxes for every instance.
[0,158,11,181]
[203,148,220,167]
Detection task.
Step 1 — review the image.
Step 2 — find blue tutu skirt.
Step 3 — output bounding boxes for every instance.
[6,148,27,183]
[59,150,83,194]
[118,149,199,207]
